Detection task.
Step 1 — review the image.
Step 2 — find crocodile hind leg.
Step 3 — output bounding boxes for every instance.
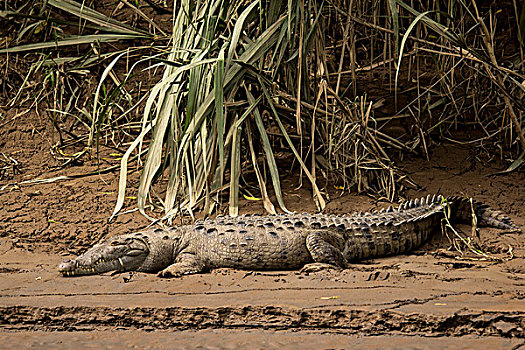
[158,253,205,278]
[301,231,347,273]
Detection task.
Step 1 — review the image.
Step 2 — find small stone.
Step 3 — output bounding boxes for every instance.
[494,321,517,335]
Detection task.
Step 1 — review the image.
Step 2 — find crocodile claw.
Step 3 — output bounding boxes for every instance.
[299,263,342,274]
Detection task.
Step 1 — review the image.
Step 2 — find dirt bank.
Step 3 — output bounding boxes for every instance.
[1,110,524,348]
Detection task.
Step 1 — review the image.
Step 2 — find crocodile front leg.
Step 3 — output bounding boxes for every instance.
[158,253,205,278]
[301,231,347,273]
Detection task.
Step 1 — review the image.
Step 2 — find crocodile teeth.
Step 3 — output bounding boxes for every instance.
[426,194,431,204]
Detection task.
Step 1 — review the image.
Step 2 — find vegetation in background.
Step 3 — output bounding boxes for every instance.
[0,0,523,222]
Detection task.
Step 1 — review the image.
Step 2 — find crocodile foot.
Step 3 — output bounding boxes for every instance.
[157,258,206,278]
[299,263,342,274]
[157,265,197,278]
[157,267,183,278]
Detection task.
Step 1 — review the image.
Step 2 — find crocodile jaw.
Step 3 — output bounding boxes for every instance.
[58,234,150,276]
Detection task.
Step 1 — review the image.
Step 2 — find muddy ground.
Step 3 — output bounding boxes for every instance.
[0,110,524,349]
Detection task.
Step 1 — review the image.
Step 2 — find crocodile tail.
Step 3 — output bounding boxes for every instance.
[446,196,521,232]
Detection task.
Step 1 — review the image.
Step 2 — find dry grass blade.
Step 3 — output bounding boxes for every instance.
[109,124,152,222]
[0,34,147,54]
[394,10,433,107]
[48,0,151,36]
[245,87,290,214]
[228,122,241,217]
[246,121,276,215]
[258,77,326,211]
[440,198,513,262]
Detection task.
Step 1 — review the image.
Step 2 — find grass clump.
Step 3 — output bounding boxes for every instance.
[1,0,523,220]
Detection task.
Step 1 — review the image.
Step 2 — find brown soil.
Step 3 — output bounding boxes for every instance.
[1,109,524,349]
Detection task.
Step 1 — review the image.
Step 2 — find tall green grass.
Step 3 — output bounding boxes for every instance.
[1,0,523,221]
[111,0,330,221]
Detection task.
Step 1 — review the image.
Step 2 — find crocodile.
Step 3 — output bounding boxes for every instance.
[58,195,520,278]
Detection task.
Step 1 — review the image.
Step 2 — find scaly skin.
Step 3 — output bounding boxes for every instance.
[58,195,520,278]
